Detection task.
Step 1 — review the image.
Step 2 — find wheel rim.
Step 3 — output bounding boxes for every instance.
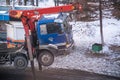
[14,56,28,70]
[16,59,25,67]
[41,54,51,64]
[38,51,54,66]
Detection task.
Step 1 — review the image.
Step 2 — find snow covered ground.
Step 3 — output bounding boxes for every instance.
[47,12,120,77]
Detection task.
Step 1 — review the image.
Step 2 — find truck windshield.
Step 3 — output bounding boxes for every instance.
[46,23,62,34]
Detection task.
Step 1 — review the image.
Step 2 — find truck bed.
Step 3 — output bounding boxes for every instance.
[0,43,19,53]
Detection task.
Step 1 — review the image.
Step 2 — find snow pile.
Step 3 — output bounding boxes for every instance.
[48,17,120,77]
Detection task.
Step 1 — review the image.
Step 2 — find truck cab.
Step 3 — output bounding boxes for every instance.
[36,13,74,66]
[37,13,74,54]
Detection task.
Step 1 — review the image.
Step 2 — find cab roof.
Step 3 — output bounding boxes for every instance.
[38,13,69,24]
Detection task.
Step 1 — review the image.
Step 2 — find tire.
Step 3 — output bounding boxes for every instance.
[14,56,28,70]
[38,51,54,66]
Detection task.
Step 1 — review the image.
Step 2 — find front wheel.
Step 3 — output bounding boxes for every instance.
[38,51,54,66]
[14,56,28,70]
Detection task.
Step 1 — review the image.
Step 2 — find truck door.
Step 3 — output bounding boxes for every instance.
[63,19,73,44]
[37,22,67,45]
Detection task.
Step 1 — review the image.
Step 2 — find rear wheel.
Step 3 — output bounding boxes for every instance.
[14,56,28,70]
[38,51,54,66]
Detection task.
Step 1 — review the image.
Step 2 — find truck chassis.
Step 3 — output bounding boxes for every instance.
[0,43,28,69]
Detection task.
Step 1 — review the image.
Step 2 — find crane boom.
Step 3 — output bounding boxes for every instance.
[10,4,82,19]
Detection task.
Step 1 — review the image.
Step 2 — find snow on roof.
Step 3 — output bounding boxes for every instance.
[0,11,7,14]
[43,14,59,19]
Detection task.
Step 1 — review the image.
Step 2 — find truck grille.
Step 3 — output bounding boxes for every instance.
[58,45,66,49]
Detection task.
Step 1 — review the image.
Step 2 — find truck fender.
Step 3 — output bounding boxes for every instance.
[37,45,58,56]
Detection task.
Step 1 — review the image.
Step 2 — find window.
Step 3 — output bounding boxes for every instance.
[40,24,47,35]
[47,23,62,34]
[40,23,62,35]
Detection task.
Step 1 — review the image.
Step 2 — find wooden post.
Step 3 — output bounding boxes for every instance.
[99,0,104,45]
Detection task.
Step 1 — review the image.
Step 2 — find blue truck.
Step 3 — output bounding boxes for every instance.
[35,13,74,66]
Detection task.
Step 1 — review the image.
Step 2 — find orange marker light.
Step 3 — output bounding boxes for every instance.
[9,10,23,18]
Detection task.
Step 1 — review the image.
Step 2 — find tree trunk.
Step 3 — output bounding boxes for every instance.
[18,0,22,5]
[99,0,104,45]
[36,0,38,6]
[6,0,10,5]
[54,0,57,6]
[31,0,34,6]
[54,0,59,6]
[57,0,59,6]
[24,0,27,5]
[74,0,88,9]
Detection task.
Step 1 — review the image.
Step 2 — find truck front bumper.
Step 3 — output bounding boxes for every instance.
[57,42,74,55]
